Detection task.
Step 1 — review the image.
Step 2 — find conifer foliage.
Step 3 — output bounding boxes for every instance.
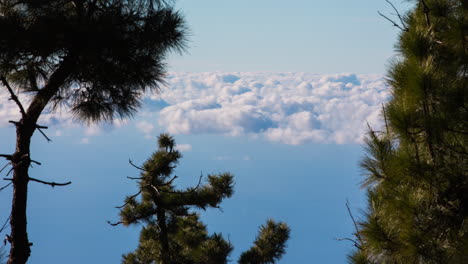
[349,1,467,263]
[0,0,186,263]
[112,134,290,264]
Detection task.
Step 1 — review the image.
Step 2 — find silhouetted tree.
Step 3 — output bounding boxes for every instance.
[0,1,186,263]
[348,0,467,263]
[111,134,290,264]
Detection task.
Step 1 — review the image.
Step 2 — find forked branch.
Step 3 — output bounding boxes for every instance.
[378,11,408,32]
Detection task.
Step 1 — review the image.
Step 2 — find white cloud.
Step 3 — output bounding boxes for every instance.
[0,72,389,145]
[175,144,192,152]
[136,120,155,139]
[79,137,90,144]
[155,72,389,144]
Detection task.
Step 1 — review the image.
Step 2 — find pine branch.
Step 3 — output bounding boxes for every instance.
[28,177,71,187]
[0,76,26,117]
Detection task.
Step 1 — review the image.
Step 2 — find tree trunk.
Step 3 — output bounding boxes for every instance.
[6,58,73,264]
[157,208,170,264]
[7,121,36,264]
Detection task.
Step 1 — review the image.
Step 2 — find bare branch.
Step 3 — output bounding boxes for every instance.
[0,76,26,117]
[36,126,52,142]
[385,0,406,28]
[0,163,10,175]
[0,155,12,160]
[127,176,143,180]
[378,11,408,32]
[106,220,123,226]
[158,175,178,187]
[116,190,142,209]
[0,182,12,192]
[28,177,71,187]
[0,215,10,234]
[335,237,362,250]
[159,174,202,195]
[129,159,145,171]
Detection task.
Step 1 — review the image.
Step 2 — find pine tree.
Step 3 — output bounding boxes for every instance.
[349,0,467,263]
[0,1,186,263]
[111,134,290,264]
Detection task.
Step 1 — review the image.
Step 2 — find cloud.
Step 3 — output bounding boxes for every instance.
[155,72,389,144]
[79,137,90,144]
[0,72,389,145]
[175,144,192,152]
[136,120,155,139]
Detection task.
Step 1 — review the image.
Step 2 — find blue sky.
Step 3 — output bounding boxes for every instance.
[0,1,412,263]
[168,0,411,73]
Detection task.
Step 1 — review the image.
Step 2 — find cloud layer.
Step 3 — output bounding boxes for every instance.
[155,72,389,144]
[0,72,389,145]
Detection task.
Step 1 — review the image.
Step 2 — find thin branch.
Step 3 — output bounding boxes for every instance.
[382,104,389,134]
[159,174,202,195]
[28,177,71,187]
[158,175,178,187]
[116,190,142,209]
[129,159,145,171]
[420,0,431,26]
[0,155,12,160]
[106,220,123,226]
[0,76,26,117]
[385,0,406,28]
[346,199,363,245]
[378,11,408,32]
[335,237,362,250]
[0,215,10,234]
[0,182,12,192]
[0,162,10,174]
[36,126,52,142]
[127,176,143,180]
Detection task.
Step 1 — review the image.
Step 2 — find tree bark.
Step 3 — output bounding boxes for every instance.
[8,121,35,264]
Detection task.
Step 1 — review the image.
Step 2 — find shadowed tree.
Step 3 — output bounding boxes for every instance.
[348,0,467,263]
[0,1,187,263]
[111,134,290,264]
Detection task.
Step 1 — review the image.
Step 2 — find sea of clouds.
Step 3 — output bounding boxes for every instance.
[0,72,390,145]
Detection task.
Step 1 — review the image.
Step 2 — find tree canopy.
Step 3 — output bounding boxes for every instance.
[0,0,187,263]
[112,134,290,264]
[348,0,467,263]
